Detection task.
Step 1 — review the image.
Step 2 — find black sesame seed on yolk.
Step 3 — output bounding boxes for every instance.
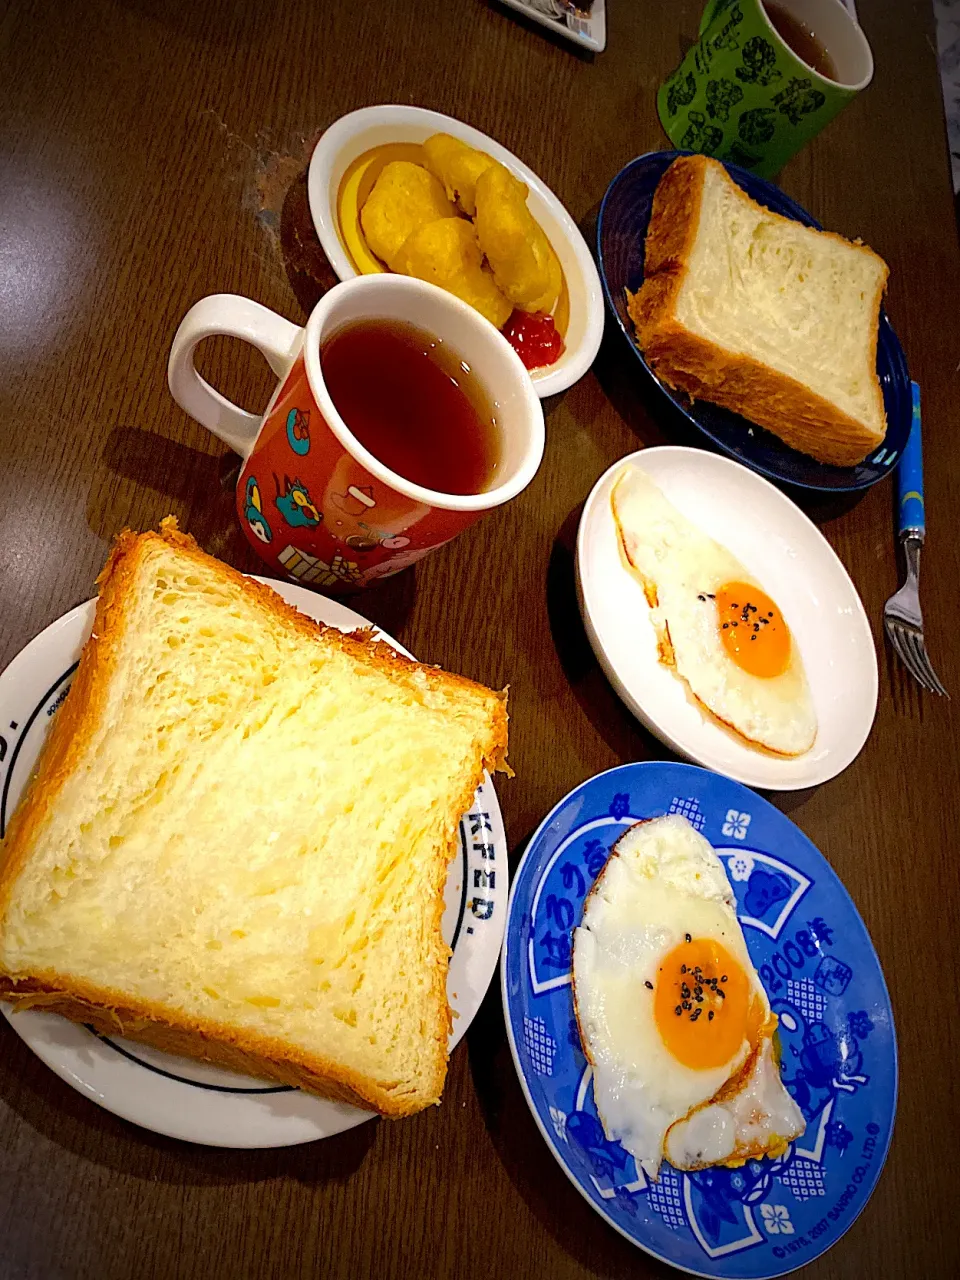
[713,581,791,679]
[653,936,763,1070]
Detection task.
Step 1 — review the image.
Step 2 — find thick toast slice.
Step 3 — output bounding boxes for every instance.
[0,519,508,1117]
[628,155,888,467]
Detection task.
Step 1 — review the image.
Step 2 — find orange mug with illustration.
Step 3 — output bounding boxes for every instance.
[168,275,545,591]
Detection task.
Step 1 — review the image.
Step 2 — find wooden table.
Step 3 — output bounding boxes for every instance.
[1,1,958,1276]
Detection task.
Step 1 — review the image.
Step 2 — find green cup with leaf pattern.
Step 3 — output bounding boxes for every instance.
[657,0,873,179]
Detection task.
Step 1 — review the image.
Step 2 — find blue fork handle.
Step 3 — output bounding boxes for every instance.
[898,381,925,537]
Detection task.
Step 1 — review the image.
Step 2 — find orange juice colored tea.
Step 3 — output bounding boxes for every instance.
[320,318,501,496]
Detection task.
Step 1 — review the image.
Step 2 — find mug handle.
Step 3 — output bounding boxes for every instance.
[167,294,303,457]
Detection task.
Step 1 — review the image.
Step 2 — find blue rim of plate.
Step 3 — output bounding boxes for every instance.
[596,151,911,493]
[501,762,897,1278]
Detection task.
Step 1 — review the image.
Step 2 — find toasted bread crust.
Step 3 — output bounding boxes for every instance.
[629,155,888,468]
[0,971,444,1114]
[0,518,509,1117]
[572,821,659,1087]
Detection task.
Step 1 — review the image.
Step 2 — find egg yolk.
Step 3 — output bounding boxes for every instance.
[653,937,765,1070]
[714,581,791,678]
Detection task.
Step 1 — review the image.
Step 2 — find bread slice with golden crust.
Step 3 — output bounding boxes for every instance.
[0,519,508,1117]
[627,155,889,468]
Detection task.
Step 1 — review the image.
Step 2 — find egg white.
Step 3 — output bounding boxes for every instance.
[611,465,816,757]
[572,815,804,1180]
[665,1035,805,1171]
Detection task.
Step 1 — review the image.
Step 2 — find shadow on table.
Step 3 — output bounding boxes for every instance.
[465,950,674,1279]
[88,426,258,570]
[0,1025,376,1186]
[90,426,419,637]
[278,166,339,319]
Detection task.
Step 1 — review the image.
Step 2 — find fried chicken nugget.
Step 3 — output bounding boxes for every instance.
[360,161,456,270]
[474,164,562,315]
[422,133,498,217]
[395,218,513,329]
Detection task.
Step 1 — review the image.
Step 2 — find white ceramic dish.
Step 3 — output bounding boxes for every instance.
[576,447,878,790]
[0,579,508,1146]
[307,104,604,399]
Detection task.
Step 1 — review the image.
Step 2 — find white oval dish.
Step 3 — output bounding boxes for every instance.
[0,579,508,1146]
[576,447,878,790]
[307,104,604,399]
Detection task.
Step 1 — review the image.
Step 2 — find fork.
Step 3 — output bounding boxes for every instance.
[882,382,948,696]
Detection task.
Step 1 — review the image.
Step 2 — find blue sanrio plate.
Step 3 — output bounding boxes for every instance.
[501,762,897,1278]
[596,151,911,493]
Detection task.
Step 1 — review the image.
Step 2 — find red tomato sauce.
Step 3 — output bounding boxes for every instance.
[502,309,564,370]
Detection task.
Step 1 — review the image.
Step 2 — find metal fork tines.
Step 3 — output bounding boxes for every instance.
[883,534,948,696]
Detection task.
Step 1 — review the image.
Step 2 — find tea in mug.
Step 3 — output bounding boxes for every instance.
[320,318,501,496]
[762,1,838,81]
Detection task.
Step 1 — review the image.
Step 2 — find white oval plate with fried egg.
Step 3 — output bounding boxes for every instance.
[576,447,878,790]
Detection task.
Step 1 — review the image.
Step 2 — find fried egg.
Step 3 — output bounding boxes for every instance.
[611,465,816,756]
[572,815,805,1181]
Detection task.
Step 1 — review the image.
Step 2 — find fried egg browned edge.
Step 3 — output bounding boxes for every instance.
[570,821,660,1079]
[609,486,678,670]
[570,823,793,1174]
[668,1022,790,1173]
[609,477,809,759]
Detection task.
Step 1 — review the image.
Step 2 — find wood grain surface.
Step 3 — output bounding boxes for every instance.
[1,1,958,1277]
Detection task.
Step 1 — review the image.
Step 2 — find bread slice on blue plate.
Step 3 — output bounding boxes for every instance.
[628,154,889,467]
[0,519,508,1117]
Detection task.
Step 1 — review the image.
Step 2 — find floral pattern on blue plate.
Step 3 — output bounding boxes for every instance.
[596,151,911,494]
[501,762,897,1278]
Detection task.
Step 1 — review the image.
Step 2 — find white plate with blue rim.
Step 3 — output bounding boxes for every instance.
[501,761,897,1278]
[0,579,507,1147]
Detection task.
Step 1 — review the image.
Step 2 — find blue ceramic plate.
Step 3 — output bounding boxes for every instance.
[596,152,911,493]
[501,762,897,1277]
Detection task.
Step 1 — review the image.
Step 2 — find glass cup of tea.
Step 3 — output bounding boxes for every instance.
[657,0,874,179]
[167,275,545,591]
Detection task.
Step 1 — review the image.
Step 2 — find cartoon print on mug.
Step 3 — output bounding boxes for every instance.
[322,452,430,549]
[277,544,363,588]
[168,276,546,594]
[332,488,408,555]
[360,540,451,583]
[243,477,273,544]
[330,481,384,555]
[286,407,311,456]
[342,521,410,558]
[274,475,322,529]
[332,483,376,518]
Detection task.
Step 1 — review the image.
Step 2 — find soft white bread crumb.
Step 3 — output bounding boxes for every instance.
[628,155,889,467]
[0,519,508,1116]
